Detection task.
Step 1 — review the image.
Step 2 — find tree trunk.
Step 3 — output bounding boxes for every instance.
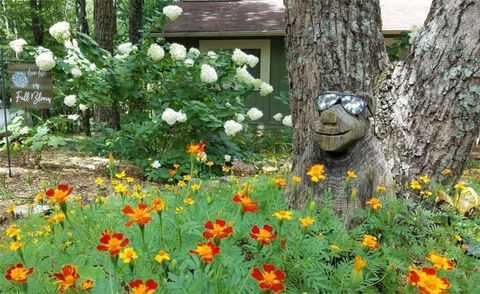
[128,0,143,44]
[376,0,480,186]
[93,0,121,130]
[284,0,388,214]
[76,0,89,34]
[29,0,43,45]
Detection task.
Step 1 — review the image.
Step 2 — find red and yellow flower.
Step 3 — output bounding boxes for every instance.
[128,279,158,294]
[186,140,205,154]
[249,224,277,245]
[426,253,455,271]
[203,219,233,240]
[365,197,382,211]
[46,184,73,203]
[189,242,220,263]
[251,264,285,292]
[360,234,379,250]
[80,279,94,290]
[232,192,259,213]
[96,230,130,256]
[406,266,451,294]
[5,264,34,283]
[151,198,166,212]
[53,265,80,292]
[274,178,287,188]
[122,203,152,227]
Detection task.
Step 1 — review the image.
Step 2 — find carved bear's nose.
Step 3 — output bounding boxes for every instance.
[320,109,338,125]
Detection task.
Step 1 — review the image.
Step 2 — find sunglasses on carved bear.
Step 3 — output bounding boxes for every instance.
[315,92,372,116]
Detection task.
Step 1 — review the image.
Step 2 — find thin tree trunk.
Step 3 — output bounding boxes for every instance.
[29,0,43,45]
[128,0,143,44]
[76,0,89,34]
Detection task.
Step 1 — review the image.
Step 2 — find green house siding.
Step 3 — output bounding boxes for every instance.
[166,36,289,125]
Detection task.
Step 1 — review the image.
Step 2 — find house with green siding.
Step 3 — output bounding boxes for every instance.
[152,0,432,124]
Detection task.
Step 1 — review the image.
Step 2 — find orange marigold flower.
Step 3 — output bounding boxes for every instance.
[406,266,451,294]
[128,279,158,294]
[46,184,73,203]
[189,242,220,263]
[299,216,315,229]
[151,198,166,212]
[249,224,277,245]
[53,265,80,292]
[353,256,367,272]
[80,279,94,290]
[168,169,176,176]
[186,140,205,154]
[306,164,326,182]
[365,197,382,211]
[203,219,233,240]
[122,203,152,227]
[232,192,259,213]
[251,264,285,292]
[426,253,455,271]
[292,175,301,183]
[5,263,34,283]
[274,178,287,188]
[442,168,451,175]
[360,234,379,250]
[96,230,129,256]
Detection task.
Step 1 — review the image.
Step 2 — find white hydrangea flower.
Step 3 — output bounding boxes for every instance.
[273,113,283,121]
[35,51,56,71]
[49,21,70,42]
[232,48,249,66]
[79,104,89,112]
[151,160,161,169]
[71,67,82,78]
[235,113,245,122]
[64,39,79,50]
[64,95,77,107]
[9,39,27,55]
[247,55,259,68]
[89,63,97,71]
[183,58,194,67]
[224,155,232,162]
[282,115,292,127]
[207,51,217,59]
[236,66,256,85]
[169,43,186,61]
[247,107,263,121]
[148,44,165,61]
[224,120,243,136]
[163,5,183,21]
[117,42,137,55]
[189,47,200,57]
[200,64,218,83]
[67,114,80,121]
[161,108,179,125]
[177,111,187,122]
[259,82,273,96]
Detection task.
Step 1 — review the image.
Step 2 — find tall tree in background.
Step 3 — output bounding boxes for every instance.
[128,0,143,44]
[29,0,43,45]
[76,0,88,35]
[93,0,121,130]
[285,0,479,210]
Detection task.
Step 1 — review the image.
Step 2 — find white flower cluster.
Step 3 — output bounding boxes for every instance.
[151,160,161,169]
[200,64,218,84]
[79,104,89,112]
[224,120,243,136]
[232,49,259,68]
[207,51,217,59]
[35,51,56,71]
[71,67,82,78]
[189,47,200,57]
[235,113,245,122]
[236,66,256,85]
[259,82,273,96]
[282,115,292,127]
[224,155,232,162]
[117,42,138,56]
[64,95,77,107]
[163,5,183,21]
[64,39,79,50]
[9,39,27,55]
[247,107,263,121]
[49,22,71,42]
[273,113,283,121]
[148,44,165,61]
[169,43,186,61]
[184,58,194,67]
[161,108,187,125]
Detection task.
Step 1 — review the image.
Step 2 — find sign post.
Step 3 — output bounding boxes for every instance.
[0,49,12,177]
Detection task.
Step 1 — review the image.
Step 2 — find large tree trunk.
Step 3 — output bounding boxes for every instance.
[284,0,388,213]
[76,0,89,35]
[376,0,480,186]
[93,0,121,130]
[128,0,143,44]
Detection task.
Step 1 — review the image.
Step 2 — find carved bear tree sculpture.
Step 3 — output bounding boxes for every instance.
[312,92,391,220]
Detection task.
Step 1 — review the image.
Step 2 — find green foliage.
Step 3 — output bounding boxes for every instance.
[385,31,411,62]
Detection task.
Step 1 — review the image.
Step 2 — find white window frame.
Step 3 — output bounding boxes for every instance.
[199,39,271,83]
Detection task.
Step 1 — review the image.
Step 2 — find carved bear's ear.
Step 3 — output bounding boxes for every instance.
[362,93,377,117]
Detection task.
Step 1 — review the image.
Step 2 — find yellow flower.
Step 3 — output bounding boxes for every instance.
[5,225,21,239]
[95,177,104,185]
[155,250,170,264]
[183,197,196,205]
[114,183,128,193]
[9,242,23,251]
[115,170,126,179]
[222,165,231,173]
[376,185,387,193]
[119,247,138,263]
[306,164,326,182]
[272,210,293,220]
[173,163,180,169]
[49,213,66,224]
[274,178,287,188]
[419,175,430,184]
[410,180,422,190]
[330,244,340,252]
[191,184,201,191]
[299,216,315,229]
[175,206,185,214]
[443,168,451,175]
[126,177,134,183]
[420,190,433,199]
[183,175,192,181]
[454,182,466,191]
[353,256,367,272]
[6,205,16,214]
[292,176,301,183]
[35,192,46,202]
[133,184,142,191]
[426,253,455,270]
[365,198,382,211]
[206,161,214,167]
[95,196,107,204]
[177,181,186,188]
[360,234,379,250]
[347,170,357,180]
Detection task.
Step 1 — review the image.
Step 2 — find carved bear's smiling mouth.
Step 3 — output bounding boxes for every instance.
[316,130,350,136]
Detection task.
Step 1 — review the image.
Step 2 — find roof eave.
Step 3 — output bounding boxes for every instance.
[151,30,286,38]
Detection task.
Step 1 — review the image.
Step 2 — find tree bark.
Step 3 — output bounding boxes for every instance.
[284,0,388,212]
[128,0,143,44]
[93,0,121,130]
[76,0,89,34]
[29,0,43,45]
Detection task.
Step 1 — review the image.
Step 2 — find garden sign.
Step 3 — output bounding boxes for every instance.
[6,62,53,109]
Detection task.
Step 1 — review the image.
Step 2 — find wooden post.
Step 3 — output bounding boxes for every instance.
[0,48,13,177]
